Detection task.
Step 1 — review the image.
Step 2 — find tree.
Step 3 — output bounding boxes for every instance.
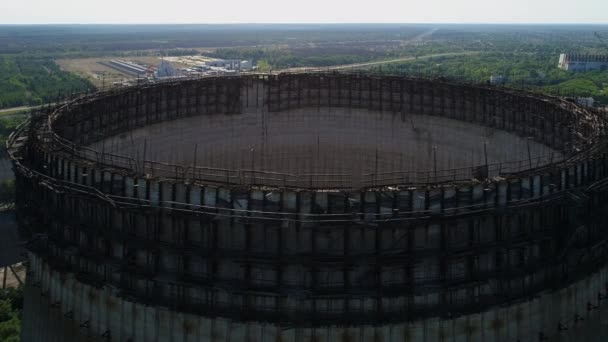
[256,59,272,72]
[0,287,23,342]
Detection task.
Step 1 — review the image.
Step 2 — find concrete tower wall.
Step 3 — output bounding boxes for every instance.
[9,73,608,341]
[22,252,608,342]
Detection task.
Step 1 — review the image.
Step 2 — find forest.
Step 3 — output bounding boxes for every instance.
[0,56,94,109]
[208,25,608,103]
[370,53,608,103]
[0,24,607,109]
[0,24,430,54]
[207,47,389,69]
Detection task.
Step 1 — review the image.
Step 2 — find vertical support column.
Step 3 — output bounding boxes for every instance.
[400,78,405,120]
[328,74,332,108]
[420,80,425,115]
[409,80,414,113]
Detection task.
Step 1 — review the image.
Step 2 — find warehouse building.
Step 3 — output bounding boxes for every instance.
[558,53,608,72]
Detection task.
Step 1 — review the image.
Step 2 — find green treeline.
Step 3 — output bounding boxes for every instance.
[0,117,22,148]
[0,56,94,109]
[208,47,390,70]
[210,47,608,104]
[371,53,608,103]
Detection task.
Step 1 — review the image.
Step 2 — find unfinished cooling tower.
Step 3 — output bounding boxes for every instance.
[8,72,608,341]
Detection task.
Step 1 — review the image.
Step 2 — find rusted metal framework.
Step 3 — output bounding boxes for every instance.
[9,72,608,339]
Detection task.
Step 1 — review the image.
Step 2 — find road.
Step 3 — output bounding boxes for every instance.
[0,106,31,114]
[280,51,478,73]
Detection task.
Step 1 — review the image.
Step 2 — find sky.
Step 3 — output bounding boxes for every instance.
[0,0,607,25]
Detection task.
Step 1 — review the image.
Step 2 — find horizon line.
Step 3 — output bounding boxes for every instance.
[2,22,608,26]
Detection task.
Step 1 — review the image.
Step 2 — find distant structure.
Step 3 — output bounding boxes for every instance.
[205,59,252,71]
[576,97,595,107]
[558,53,608,72]
[156,60,179,78]
[489,75,506,85]
[100,60,149,77]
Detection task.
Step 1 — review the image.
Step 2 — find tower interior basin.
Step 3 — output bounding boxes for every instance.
[90,107,558,182]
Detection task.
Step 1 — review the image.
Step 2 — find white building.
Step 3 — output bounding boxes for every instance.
[240,60,252,70]
[576,97,595,107]
[156,60,179,78]
[558,54,608,72]
[205,59,253,71]
[490,75,506,85]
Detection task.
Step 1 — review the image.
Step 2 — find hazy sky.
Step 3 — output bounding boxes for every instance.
[1,0,607,24]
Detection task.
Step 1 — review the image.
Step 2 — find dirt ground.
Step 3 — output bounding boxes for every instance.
[163,55,217,67]
[1,262,25,289]
[56,56,167,88]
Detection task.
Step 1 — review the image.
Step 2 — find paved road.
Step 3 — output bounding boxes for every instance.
[0,105,34,115]
[280,51,478,73]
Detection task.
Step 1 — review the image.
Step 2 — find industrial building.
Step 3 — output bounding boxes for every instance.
[8,72,608,341]
[156,60,179,78]
[558,53,608,72]
[99,59,150,77]
[577,96,596,107]
[489,74,506,85]
[205,59,252,71]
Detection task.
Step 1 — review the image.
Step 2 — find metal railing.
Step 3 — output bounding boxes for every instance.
[50,133,575,189]
[47,127,574,189]
[34,73,598,189]
[361,150,568,187]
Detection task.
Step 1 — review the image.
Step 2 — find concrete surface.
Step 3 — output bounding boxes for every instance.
[91,108,554,179]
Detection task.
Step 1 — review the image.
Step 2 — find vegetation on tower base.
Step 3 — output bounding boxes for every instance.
[0,118,21,146]
[0,287,22,342]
